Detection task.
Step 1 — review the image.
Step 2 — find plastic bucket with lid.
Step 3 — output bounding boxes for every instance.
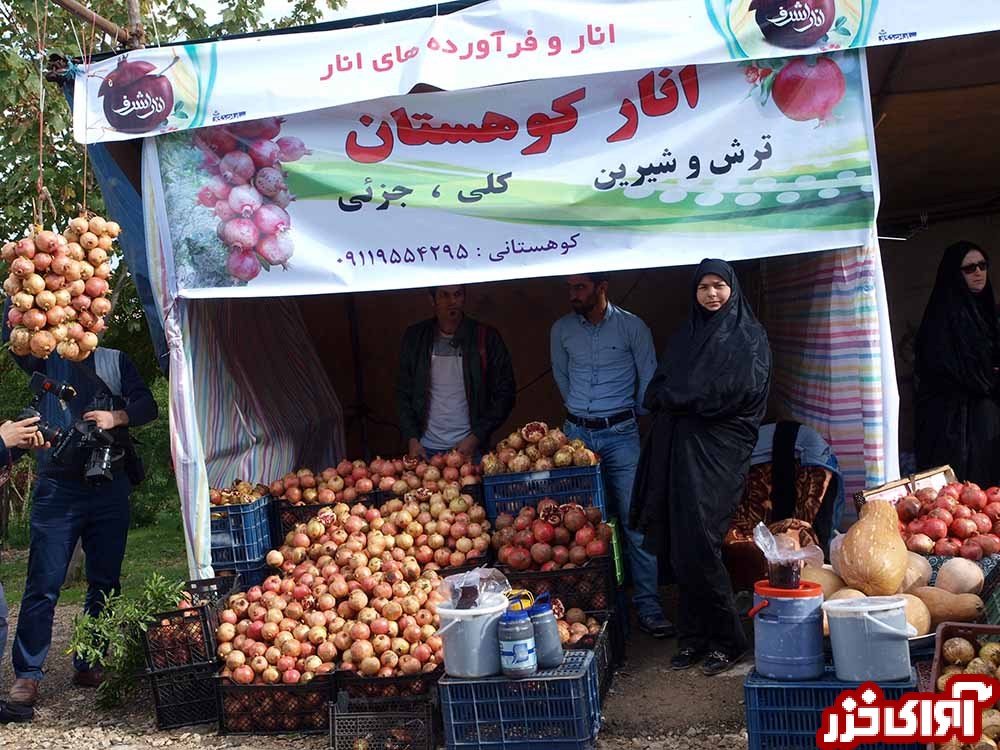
[436,592,510,679]
[822,596,916,682]
[749,580,824,681]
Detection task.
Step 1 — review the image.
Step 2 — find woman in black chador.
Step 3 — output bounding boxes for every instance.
[914,241,1000,487]
[631,259,771,676]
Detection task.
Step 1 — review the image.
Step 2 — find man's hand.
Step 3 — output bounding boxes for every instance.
[83,410,129,430]
[1,416,42,449]
[455,434,480,458]
[407,438,428,459]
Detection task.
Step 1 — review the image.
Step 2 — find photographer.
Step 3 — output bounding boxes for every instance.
[2,315,157,707]
[0,416,45,723]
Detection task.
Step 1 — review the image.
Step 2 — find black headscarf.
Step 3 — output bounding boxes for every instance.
[645,258,771,417]
[915,241,998,397]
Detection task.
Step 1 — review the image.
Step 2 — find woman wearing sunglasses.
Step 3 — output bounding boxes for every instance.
[914,241,1000,487]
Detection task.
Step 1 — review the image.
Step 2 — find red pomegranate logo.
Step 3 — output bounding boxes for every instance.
[750,0,836,49]
[98,56,175,133]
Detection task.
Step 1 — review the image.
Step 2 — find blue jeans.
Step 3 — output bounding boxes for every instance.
[12,474,131,679]
[563,419,664,620]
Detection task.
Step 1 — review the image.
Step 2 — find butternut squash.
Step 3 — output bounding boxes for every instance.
[912,586,984,628]
[836,500,908,596]
[801,566,845,599]
[897,552,933,594]
[900,593,932,637]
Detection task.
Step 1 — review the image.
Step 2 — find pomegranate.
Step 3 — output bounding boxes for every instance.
[770,57,845,123]
[905,533,934,555]
[961,539,985,561]
[227,249,261,282]
[950,518,978,540]
[962,485,988,511]
[934,537,962,557]
[896,496,921,523]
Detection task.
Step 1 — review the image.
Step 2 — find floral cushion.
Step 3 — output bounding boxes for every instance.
[723,462,833,591]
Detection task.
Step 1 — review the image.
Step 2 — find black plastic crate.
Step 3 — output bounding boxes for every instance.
[144,574,241,672]
[144,607,214,671]
[565,612,615,700]
[213,559,270,589]
[337,666,444,702]
[501,556,616,612]
[149,662,218,730]
[329,696,436,750]
[216,672,335,735]
[210,496,272,566]
[484,466,605,521]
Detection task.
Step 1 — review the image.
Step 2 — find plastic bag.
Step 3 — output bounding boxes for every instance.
[754,522,824,588]
[440,568,511,609]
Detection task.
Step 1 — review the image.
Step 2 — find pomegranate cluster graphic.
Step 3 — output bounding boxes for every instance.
[191,118,311,282]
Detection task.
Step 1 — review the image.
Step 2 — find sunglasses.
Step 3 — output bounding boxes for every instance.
[961,261,989,274]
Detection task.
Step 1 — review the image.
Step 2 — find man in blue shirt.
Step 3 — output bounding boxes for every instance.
[550,273,673,637]
[1,323,158,708]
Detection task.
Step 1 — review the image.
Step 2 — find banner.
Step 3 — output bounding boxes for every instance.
[74,0,1000,144]
[148,50,878,299]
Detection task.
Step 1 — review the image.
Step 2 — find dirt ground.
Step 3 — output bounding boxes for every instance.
[0,596,752,749]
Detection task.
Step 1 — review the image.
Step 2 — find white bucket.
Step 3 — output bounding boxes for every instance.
[436,592,510,679]
[822,596,917,682]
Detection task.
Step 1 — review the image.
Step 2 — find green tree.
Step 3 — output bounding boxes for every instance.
[0,0,345,374]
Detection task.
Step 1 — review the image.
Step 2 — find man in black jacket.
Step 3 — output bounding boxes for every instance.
[397,285,515,458]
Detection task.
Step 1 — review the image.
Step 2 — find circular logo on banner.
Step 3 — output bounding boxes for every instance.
[705,0,877,58]
[97,53,198,135]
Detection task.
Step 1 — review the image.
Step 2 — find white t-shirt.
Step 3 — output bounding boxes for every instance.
[421,333,472,451]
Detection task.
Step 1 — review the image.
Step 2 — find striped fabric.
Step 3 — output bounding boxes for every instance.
[760,243,899,511]
[142,140,346,577]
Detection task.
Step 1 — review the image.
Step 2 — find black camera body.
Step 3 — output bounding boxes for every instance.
[18,373,123,485]
[16,372,78,446]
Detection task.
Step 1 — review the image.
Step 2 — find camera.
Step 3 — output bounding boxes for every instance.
[16,372,77,445]
[18,373,123,485]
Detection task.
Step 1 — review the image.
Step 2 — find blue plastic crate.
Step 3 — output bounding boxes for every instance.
[745,667,922,750]
[483,465,606,521]
[440,650,600,750]
[210,496,272,566]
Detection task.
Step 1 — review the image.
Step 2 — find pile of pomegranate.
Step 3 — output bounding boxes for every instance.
[482,422,598,476]
[492,499,611,572]
[3,215,117,361]
[210,480,269,507]
[897,482,1000,560]
[217,502,447,686]
[376,491,492,572]
[270,452,481,507]
[192,118,308,282]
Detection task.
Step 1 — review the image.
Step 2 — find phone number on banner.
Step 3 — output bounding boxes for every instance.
[337,233,581,268]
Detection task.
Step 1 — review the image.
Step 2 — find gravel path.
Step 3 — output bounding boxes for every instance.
[1,605,751,749]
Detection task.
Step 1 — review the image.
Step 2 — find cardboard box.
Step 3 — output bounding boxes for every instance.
[852,465,957,513]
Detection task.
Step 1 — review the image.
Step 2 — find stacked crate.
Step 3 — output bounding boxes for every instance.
[143,575,239,730]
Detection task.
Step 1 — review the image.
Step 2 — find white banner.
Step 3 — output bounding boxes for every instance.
[149,51,878,299]
[74,0,1000,144]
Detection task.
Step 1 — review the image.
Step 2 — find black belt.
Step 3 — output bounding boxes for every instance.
[566,410,636,430]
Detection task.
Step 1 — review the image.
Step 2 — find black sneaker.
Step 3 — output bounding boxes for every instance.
[670,648,705,670]
[701,650,745,676]
[637,613,676,639]
[0,700,33,724]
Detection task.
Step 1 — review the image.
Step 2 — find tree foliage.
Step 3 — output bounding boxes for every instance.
[0,0,345,373]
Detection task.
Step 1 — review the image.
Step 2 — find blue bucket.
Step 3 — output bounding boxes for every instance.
[750,580,825,681]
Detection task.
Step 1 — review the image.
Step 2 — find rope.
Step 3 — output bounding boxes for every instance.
[32,0,50,227]
[80,12,98,217]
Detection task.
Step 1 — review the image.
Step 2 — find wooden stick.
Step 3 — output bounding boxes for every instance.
[49,0,129,45]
